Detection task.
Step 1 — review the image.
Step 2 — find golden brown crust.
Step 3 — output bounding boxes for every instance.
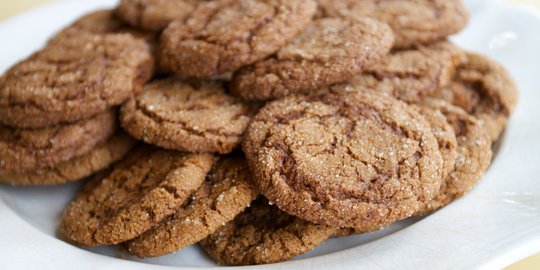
[243,89,443,230]
[0,32,153,128]
[0,110,116,173]
[200,197,336,265]
[230,17,394,101]
[0,132,136,186]
[316,0,469,48]
[120,78,259,154]
[158,0,318,78]
[127,155,258,257]
[60,146,215,246]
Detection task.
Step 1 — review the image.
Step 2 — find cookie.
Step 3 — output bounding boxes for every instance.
[230,17,394,101]
[243,89,443,230]
[316,0,468,48]
[158,0,317,78]
[415,106,458,180]
[0,132,136,186]
[120,78,259,154]
[431,52,519,142]
[54,9,157,43]
[116,0,201,31]
[344,41,462,103]
[127,155,258,257]
[0,32,153,128]
[60,146,215,246]
[200,197,336,265]
[0,110,116,173]
[417,99,492,214]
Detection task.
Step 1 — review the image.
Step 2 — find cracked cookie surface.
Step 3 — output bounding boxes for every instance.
[120,78,259,154]
[417,99,492,214]
[127,155,258,257]
[243,89,443,230]
[344,41,462,103]
[116,0,204,31]
[0,32,153,128]
[231,17,394,101]
[431,52,519,142]
[200,197,336,265]
[158,0,317,77]
[316,0,468,48]
[60,146,215,246]
[0,132,136,186]
[0,110,116,173]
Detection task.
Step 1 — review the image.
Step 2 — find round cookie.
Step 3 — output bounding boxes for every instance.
[417,99,492,215]
[116,0,202,31]
[127,155,258,257]
[158,0,318,78]
[344,41,463,103]
[315,0,468,48]
[0,132,136,186]
[120,78,259,154]
[0,32,154,128]
[0,110,116,173]
[243,89,443,230]
[200,197,336,265]
[230,17,394,101]
[60,146,215,246]
[431,52,519,142]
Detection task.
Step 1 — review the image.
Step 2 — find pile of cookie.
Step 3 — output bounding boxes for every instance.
[0,0,519,266]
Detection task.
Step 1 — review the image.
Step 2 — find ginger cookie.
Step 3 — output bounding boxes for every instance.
[230,17,394,101]
[127,155,258,257]
[60,146,215,246]
[116,0,202,31]
[243,89,443,230]
[0,110,116,174]
[316,0,468,48]
[344,41,462,103]
[431,52,519,142]
[415,106,458,180]
[0,32,153,128]
[120,78,259,154]
[200,197,336,265]
[0,132,136,186]
[158,0,317,78]
[417,99,492,215]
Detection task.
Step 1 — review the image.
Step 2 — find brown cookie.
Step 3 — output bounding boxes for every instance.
[116,0,201,31]
[344,41,463,103]
[0,110,116,174]
[127,155,258,257]
[415,106,458,180]
[0,132,136,186]
[230,17,394,101]
[431,52,519,142]
[0,32,153,128]
[120,78,259,154]
[417,99,492,215]
[158,0,318,78]
[60,146,215,246]
[243,89,443,230]
[54,9,157,43]
[316,0,468,48]
[200,197,336,265]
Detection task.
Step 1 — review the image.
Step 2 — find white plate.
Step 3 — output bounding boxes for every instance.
[1,0,540,269]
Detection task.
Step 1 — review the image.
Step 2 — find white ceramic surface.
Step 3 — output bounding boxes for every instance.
[1,0,540,269]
